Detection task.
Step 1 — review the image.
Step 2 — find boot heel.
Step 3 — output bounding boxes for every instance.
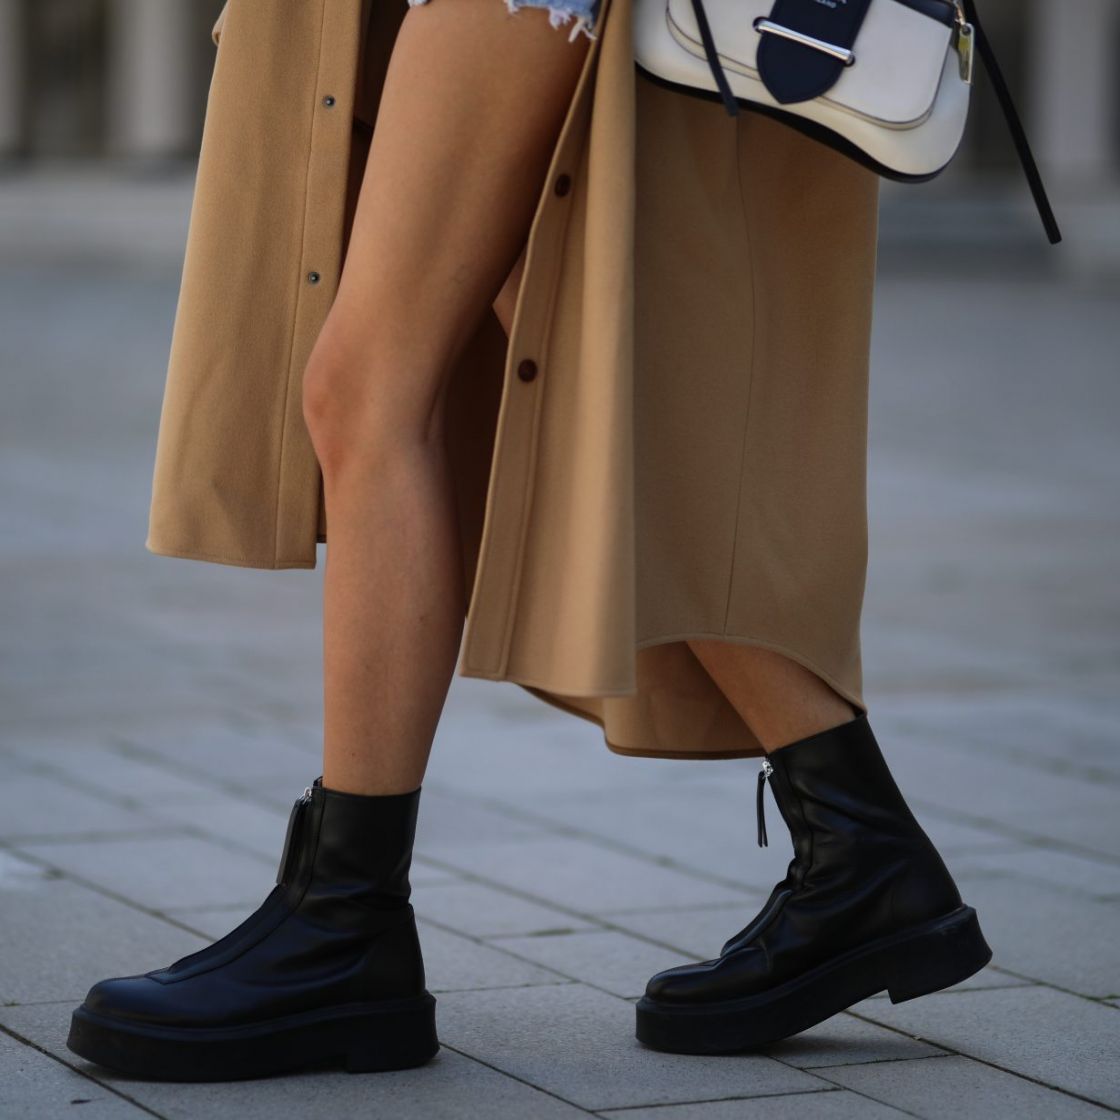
[343,995,439,1073]
[885,905,993,1004]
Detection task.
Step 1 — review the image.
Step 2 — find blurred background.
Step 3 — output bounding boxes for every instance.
[0,0,1118,273]
[1,3,1118,1118]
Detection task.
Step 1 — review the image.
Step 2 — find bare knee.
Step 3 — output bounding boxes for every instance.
[302,326,448,480]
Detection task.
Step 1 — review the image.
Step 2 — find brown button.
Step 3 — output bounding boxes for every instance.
[554,173,571,197]
[517,358,538,382]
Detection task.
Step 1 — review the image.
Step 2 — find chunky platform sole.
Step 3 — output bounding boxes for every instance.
[66,992,439,1081]
[635,904,992,1055]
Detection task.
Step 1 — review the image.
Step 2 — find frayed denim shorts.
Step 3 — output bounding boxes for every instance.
[406,0,602,42]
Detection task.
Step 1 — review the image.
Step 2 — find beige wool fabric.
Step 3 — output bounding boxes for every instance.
[147,0,881,760]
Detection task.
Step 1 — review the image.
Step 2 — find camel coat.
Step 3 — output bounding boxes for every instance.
[146,0,880,760]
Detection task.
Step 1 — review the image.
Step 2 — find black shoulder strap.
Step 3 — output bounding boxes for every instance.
[961,0,1061,244]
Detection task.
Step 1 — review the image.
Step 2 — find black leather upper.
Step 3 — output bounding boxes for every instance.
[81,779,428,1030]
[645,715,964,1005]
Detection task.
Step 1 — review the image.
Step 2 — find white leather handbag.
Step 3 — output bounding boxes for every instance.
[633,0,1061,244]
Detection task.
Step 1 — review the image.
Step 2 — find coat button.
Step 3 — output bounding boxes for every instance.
[554,172,571,197]
[322,95,336,107]
[517,358,538,382]
[307,271,321,284]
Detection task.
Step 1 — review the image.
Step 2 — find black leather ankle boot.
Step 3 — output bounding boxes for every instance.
[636,714,992,1054]
[67,777,438,1080]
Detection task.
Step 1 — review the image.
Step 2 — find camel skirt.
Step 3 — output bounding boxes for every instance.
[145,0,881,761]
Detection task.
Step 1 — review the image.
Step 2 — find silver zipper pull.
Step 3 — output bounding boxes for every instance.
[756,757,773,847]
[276,785,313,885]
[951,0,974,84]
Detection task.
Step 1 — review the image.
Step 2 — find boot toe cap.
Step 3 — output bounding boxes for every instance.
[81,975,174,1026]
[644,959,721,1003]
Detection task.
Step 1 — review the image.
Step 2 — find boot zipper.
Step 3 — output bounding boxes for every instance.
[276,785,313,886]
[756,757,773,847]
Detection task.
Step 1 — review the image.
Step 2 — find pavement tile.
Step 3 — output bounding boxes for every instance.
[413,787,552,849]
[0,770,167,842]
[117,720,320,788]
[416,835,753,915]
[0,1001,593,1119]
[0,1024,153,1119]
[500,781,781,887]
[3,737,217,802]
[872,693,1120,783]
[142,790,305,862]
[414,880,597,938]
[756,1012,947,1068]
[947,873,1120,997]
[860,964,1034,998]
[488,929,694,999]
[418,922,573,993]
[900,814,1027,858]
[436,982,830,1111]
[850,984,1120,1109]
[947,845,1120,901]
[0,850,206,1004]
[11,833,277,911]
[597,1089,913,1119]
[817,1052,1120,1119]
[858,734,1119,859]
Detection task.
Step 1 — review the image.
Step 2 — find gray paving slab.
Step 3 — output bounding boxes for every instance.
[418,922,575,993]
[757,1011,948,1068]
[947,845,1120,901]
[436,982,832,1111]
[871,693,1120,784]
[0,1002,594,1120]
[2,737,219,803]
[851,985,1120,1109]
[413,787,555,849]
[0,1023,153,1120]
[947,873,1120,997]
[0,769,169,842]
[414,880,598,938]
[11,833,277,911]
[417,834,754,915]
[817,1052,1120,1119]
[0,850,206,1004]
[597,1089,914,1119]
[857,733,1120,859]
[890,813,1027,858]
[114,721,321,789]
[494,780,813,889]
[139,790,306,862]
[489,929,694,999]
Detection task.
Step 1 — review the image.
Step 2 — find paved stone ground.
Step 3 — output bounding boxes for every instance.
[1,165,1118,1119]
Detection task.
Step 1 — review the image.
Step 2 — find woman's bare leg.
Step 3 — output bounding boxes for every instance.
[686,639,859,751]
[302,0,591,795]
